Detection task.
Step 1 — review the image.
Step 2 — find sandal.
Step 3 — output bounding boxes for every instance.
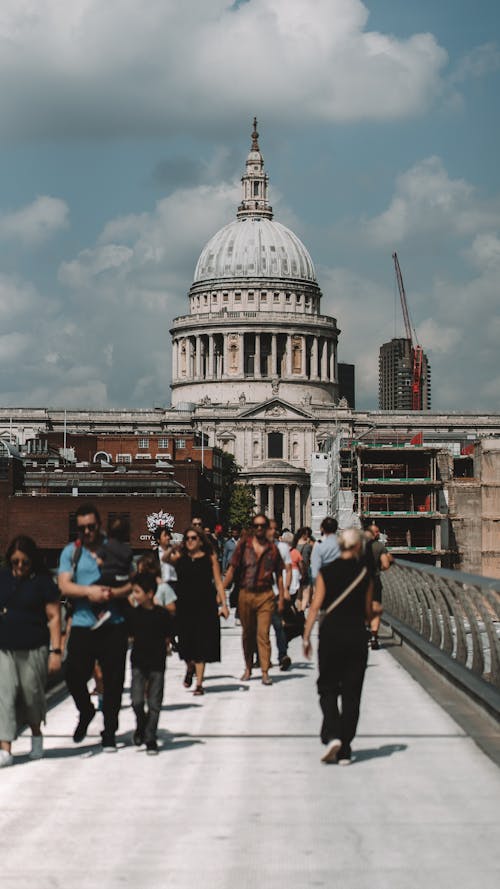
[193,686,204,696]
[183,665,195,688]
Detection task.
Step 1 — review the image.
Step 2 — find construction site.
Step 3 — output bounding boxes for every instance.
[379,253,431,411]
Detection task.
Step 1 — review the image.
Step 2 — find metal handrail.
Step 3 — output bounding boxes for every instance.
[382,560,500,707]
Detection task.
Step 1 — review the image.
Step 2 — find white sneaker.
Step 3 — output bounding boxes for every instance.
[29,735,44,760]
[0,749,14,768]
[321,739,342,764]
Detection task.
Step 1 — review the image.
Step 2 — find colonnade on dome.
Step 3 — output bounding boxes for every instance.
[172,329,337,386]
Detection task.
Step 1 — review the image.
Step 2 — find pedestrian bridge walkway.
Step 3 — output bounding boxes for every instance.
[2,628,499,889]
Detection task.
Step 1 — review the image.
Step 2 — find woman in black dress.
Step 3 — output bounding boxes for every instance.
[172,527,228,696]
[303,528,373,765]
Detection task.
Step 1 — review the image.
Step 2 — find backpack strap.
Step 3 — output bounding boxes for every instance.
[71,543,83,580]
[323,566,367,617]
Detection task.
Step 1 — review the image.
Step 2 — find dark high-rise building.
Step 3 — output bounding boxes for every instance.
[338,362,355,408]
[379,338,431,410]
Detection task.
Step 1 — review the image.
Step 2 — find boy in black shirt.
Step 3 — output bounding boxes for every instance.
[127,573,172,755]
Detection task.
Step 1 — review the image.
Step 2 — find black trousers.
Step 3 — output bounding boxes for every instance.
[317,628,368,747]
[66,623,128,738]
[131,667,165,742]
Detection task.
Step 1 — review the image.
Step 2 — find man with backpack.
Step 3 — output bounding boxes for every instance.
[58,502,130,752]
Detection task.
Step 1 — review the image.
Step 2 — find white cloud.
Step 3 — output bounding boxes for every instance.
[59,244,133,288]
[416,318,460,355]
[364,157,500,247]
[450,42,500,84]
[0,1,448,138]
[0,196,68,245]
[466,232,500,269]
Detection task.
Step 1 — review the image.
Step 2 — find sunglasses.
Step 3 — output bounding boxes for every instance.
[252,523,267,529]
[11,557,30,566]
[185,534,199,542]
[78,523,97,533]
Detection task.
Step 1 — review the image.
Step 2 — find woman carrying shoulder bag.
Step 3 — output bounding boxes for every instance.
[303,527,373,766]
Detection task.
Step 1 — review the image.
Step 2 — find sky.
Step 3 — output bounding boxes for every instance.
[0,0,499,412]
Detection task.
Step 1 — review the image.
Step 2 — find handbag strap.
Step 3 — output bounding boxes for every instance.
[323,566,367,616]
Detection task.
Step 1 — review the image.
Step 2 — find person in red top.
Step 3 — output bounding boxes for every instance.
[223,514,284,686]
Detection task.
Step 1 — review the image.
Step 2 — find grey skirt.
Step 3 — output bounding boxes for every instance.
[0,646,49,741]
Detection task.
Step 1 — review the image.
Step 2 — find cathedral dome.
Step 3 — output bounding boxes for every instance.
[193,217,317,284]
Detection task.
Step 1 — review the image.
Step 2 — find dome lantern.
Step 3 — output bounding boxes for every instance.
[237,117,273,221]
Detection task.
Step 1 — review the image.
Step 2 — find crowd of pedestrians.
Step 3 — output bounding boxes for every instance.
[0,501,392,768]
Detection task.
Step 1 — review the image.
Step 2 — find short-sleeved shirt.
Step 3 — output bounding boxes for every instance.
[367,539,389,577]
[231,538,284,593]
[0,568,59,650]
[58,541,125,628]
[127,604,173,671]
[311,534,340,580]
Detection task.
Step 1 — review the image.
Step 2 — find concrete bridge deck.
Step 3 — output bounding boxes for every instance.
[1,627,499,889]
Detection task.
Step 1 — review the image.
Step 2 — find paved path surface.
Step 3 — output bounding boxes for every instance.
[1,626,500,889]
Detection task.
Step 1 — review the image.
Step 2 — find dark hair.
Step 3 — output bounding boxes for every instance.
[75,501,101,524]
[133,572,157,595]
[252,513,269,528]
[320,516,338,535]
[154,525,172,542]
[183,525,213,555]
[108,517,128,542]
[292,526,309,548]
[6,535,47,575]
[137,554,159,574]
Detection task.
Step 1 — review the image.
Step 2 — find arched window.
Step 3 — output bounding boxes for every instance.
[268,432,283,459]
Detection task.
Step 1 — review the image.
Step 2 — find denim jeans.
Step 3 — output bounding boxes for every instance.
[271,606,288,662]
[131,667,165,743]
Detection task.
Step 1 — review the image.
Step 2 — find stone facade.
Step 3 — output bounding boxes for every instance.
[170,120,341,527]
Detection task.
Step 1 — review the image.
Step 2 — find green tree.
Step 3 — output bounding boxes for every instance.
[219,452,240,526]
[229,484,255,529]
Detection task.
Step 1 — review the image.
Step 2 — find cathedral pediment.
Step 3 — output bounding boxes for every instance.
[237,397,313,420]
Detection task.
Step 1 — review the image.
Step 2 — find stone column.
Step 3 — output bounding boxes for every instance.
[286,334,292,377]
[208,335,214,379]
[255,484,261,512]
[321,338,328,380]
[304,490,312,525]
[268,484,275,519]
[311,337,319,380]
[194,336,201,379]
[301,335,306,377]
[223,333,228,376]
[329,340,335,382]
[254,333,261,378]
[188,338,195,379]
[172,339,178,382]
[283,486,291,529]
[239,333,245,376]
[295,486,302,528]
[435,523,442,551]
[271,334,277,377]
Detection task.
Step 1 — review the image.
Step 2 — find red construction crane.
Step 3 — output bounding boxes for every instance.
[392,252,423,411]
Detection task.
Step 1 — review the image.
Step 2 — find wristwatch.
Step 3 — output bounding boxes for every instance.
[49,647,62,655]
